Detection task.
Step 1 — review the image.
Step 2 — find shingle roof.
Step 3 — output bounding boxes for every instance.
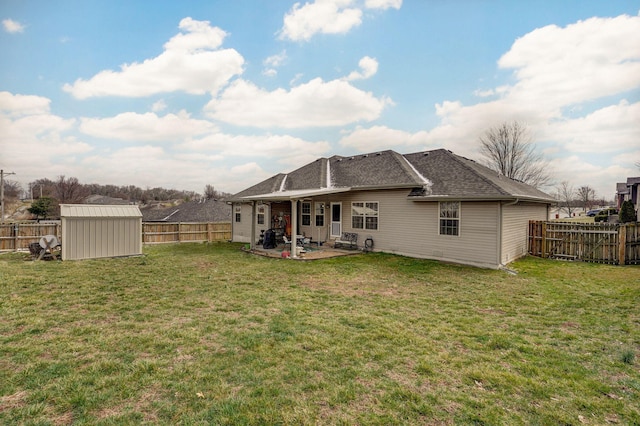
[141,199,231,222]
[231,148,554,202]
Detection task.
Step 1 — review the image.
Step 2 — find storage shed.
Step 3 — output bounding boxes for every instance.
[60,204,142,260]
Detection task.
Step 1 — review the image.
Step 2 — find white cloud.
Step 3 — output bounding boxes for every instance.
[548,155,633,199]
[63,17,244,99]
[278,0,402,42]
[204,77,391,128]
[541,100,640,153]
[0,91,51,116]
[262,50,287,76]
[365,0,402,10]
[497,14,640,111]
[2,19,25,34]
[279,0,363,41]
[0,93,91,183]
[339,125,429,151]
[345,56,378,81]
[151,99,167,112]
[181,132,331,169]
[424,14,640,158]
[264,50,287,68]
[79,111,217,142]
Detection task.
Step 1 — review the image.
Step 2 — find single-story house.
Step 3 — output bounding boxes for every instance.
[616,177,640,213]
[229,149,555,269]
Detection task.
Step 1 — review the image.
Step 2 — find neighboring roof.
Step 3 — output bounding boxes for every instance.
[617,182,629,194]
[141,199,231,222]
[626,177,640,186]
[84,194,130,205]
[60,204,142,218]
[231,148,555,203]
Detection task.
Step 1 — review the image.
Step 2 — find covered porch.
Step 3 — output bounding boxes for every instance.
[240,187,351,259]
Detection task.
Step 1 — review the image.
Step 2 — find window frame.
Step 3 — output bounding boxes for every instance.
[234,206,242,223]
[439,201,460,236]
[351,201,379,230]
[315,202,325,227]
[301,202,311,226]
[257,205,265,225]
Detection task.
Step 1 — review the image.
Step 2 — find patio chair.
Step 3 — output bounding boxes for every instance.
[282,235,292,250]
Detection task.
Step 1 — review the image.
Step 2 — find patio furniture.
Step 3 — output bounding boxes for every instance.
[334,232,358,250]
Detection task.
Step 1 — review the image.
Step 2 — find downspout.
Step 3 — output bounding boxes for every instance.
[291,199,298,259]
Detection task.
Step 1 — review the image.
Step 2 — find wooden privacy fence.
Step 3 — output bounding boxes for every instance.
[142,222,231,244]
[528,221,640,265]
[0,222,61,251]
[0,221,232,251]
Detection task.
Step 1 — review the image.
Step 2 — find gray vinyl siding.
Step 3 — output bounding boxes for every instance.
[231,203,253,243]
[332,189,501,268]
[501,202,548,265]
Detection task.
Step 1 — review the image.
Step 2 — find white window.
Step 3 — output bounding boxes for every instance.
[235,206,241,223]
[352,202,379,230]
[439,201,459,236]
[257,205,265,225]
[315,202,325,227]
[301,202,311,226]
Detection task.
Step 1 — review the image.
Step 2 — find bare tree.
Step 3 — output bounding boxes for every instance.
[204,184,218,200]
[555,181,577,218]
[479,121,552,188]
[54,175,89,204]
[576,185,596,212]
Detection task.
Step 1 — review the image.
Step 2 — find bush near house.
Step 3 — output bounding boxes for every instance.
[620,200,637,223]
[1,243,638,424]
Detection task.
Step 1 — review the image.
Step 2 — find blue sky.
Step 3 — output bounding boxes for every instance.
[1,0,639,199]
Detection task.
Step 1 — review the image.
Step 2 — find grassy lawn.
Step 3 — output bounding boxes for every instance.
[1,243,639,425]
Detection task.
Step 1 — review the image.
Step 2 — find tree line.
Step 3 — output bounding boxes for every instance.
[4,176,230,220]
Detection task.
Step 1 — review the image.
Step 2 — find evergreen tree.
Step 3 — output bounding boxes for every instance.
[619,200,637,223]
[28,197,55,220]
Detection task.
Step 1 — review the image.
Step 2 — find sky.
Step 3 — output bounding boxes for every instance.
[1,0,639,200]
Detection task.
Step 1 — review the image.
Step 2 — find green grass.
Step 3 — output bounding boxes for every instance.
[1,243,639,425]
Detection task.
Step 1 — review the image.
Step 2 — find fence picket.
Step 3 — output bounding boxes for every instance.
[528,221,639,265]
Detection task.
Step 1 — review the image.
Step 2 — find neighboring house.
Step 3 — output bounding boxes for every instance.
[141,199,231,223]
[617,178,640,213]
[229,149,554,269]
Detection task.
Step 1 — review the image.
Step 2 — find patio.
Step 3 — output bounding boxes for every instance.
[245,241,362,260]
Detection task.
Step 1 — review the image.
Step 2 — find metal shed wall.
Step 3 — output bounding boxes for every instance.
[60,204,142,260]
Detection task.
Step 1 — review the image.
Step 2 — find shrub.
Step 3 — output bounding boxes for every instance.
[619,200,637,223]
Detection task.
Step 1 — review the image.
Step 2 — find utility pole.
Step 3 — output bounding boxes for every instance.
[1,169,16,224]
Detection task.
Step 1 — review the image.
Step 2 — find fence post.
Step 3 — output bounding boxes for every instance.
[541,222,547,258]
[14,223,19,251]
[618,224,626,265]
[207,222,212,243]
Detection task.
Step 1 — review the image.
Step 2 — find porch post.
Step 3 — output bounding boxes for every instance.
[250,201,256,250]
[291,199,298,258]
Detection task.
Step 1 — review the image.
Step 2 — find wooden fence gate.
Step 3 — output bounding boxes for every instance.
[528,221,640,265]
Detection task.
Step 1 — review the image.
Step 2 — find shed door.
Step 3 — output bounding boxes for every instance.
[331,202,342,237]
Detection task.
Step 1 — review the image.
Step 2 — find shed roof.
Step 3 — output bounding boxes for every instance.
[60,204,142,218]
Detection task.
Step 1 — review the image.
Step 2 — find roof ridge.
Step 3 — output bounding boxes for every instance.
[394,152,431,186]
